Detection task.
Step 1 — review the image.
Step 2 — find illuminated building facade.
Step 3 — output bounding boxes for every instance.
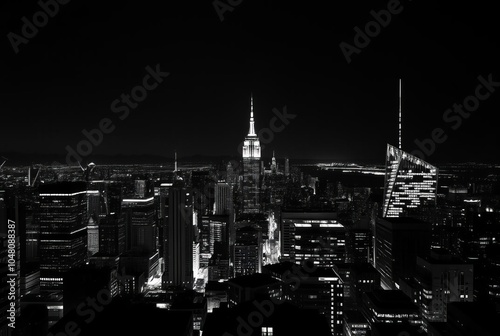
[241,95,262,214]
[281,212,346,267]
[362,290,421,326]
[382,144,438,218]
[39,182,88,292]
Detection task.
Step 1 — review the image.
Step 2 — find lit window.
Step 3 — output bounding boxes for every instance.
[262,327,273,335]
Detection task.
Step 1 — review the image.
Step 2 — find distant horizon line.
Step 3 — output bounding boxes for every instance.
[1,151,499,167]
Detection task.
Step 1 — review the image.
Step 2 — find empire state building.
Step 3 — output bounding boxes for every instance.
[242,95,261,213]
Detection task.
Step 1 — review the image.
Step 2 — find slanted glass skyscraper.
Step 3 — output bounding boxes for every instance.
[382,144,438,218]
[241,94,261,214]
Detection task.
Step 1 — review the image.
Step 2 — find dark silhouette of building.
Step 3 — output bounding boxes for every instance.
[227,273,282,307]
[163,181,194,288]
[374,217,431,289]
[233,226,262,276]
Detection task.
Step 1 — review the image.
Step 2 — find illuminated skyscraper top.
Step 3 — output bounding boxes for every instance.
[382,144,438,218]
[242,94,261,159]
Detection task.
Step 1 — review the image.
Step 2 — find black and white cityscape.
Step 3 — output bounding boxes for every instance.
[1,1,500,335]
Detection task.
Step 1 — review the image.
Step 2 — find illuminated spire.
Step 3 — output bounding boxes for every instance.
[248,93,256,136]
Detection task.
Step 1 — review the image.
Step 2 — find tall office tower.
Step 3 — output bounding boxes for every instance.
[163,182,194,288]
[226,161,239,188]
[122,195,156,254]
[196,217,209,269]
[99,213,126,256]
[38,182,88,292]
[242,95,262,214]
[87,189,103,219]
[346,219,372,263]
[264,262,344,336]
[3,191,40,299]
[107,183,124,216]
[208,242,230,281]
[209,215,229,254]
[415,250,473,324]
[284,157,290,176]
[382,144,438,218]
[23,195,39,262]
[374,217,431,290]
[233,226,262,277]
[87,216,99,256]
[214,181,232,215]
[281,212,346,267]
[191,170,215,215]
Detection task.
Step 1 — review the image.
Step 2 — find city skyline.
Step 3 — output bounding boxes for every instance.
[1,2,500,335]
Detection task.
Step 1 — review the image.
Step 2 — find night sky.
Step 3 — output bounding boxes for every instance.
[1,0,499,164]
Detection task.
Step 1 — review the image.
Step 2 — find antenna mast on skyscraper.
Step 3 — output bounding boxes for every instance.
[174,151,178,172]
[399,78,402,150]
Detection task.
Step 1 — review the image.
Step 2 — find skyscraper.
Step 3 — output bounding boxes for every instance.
[99,213,126,256]
[281,211,346,267]
[382,144,438,218]
[241,94,261,214]
[214,181,232,216]
[415,250,473,323]
[163,182,194,288]
[233,226,262,277]
[39,182,88,292]
[374,217,431,290]
[122,195,156,254]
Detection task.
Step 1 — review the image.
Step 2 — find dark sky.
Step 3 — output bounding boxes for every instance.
[1,0,499,164]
